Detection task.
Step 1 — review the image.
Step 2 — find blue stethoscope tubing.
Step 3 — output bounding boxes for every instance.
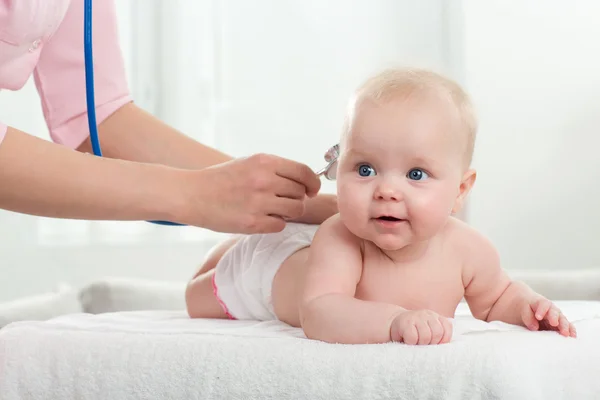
[83,0,184,226]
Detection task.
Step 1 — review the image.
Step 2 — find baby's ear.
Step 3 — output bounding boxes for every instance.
[452,169,476,214]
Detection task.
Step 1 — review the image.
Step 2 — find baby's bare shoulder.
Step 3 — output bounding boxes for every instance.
[306,215,365,281]
[443,217,499,265]
[312,215,366,262]
[315,214,362,245]
[444,219,501,289]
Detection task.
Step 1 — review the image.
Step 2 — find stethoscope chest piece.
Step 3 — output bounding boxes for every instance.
[316,144,339,181]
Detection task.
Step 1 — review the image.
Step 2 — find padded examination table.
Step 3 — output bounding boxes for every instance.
[1,301,599,399]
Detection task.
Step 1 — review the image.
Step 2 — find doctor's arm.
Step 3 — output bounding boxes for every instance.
[79,102,232,170]
[32,0,336,226]
[0,126,322,233]
[0,126,183,223]
[86,103,338,225]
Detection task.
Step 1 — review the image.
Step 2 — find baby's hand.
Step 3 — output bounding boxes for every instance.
[521,297,577,338]
[390,310,453,345]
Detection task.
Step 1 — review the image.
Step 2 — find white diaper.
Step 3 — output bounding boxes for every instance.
[212,222,319,321]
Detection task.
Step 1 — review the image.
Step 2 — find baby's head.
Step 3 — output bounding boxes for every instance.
[335,67,477,251]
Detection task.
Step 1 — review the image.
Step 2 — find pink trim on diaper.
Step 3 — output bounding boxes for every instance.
[212,273,236,320]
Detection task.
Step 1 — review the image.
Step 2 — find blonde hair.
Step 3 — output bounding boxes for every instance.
[342,67,478,167]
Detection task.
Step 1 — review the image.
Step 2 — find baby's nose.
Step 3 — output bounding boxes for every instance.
[374,185,403,202]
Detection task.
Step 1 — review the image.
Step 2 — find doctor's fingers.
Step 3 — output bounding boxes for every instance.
[272,157,321,198]
[273,176,309,200]
[249,215,287,234]
[266,196,306,220]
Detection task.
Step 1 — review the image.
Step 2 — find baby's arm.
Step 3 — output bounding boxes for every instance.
[462,232,576,337]
[299,215,406,344]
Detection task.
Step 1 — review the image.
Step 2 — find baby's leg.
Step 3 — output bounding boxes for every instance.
[185,236,240,318]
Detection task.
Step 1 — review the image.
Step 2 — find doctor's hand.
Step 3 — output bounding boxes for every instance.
[289,192,338,225]
[174,153,329,233]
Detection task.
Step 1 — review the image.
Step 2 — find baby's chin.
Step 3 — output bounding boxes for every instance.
[347,225,412,251]
[357,225,432,252]
[369,236,412,252]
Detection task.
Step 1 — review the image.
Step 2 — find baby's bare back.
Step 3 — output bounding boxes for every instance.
[272,222,467,327]
[271,246,312,327]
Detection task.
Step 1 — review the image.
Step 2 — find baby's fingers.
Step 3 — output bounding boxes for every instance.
[557,314,571,336]
[546,305,561,327]
[569,323,577,338]
[403,325,419,345]
[521,303,539,331]
[439,317,453,344]
[415,320,432,345]
[427,319,444,345]
[533,298,552,322]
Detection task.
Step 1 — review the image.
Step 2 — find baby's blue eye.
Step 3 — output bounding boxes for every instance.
[407,168,429,181]
[357,164,376,177]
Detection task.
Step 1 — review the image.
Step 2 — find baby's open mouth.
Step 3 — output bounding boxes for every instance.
[376,216,403,222]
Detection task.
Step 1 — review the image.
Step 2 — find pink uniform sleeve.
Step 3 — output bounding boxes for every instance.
[33,0,132,149]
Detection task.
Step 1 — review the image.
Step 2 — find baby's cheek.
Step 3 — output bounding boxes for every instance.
[337,184,361,214]
[337,181,368,221]
[411,193,453,229]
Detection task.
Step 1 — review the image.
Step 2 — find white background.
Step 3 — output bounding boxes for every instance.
[1,0,599,301]
[462,1,600,273]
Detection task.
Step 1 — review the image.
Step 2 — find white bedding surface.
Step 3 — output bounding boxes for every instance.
[1,301,599,400]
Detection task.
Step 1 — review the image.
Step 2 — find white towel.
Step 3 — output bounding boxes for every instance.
[78,277,186,314]
[0,283,81,328]
[1,301,599,400]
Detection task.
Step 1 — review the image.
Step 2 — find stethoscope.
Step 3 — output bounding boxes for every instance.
[83,0,338,227]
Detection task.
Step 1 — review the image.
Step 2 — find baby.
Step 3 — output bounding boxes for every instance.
[186,67,577,345]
